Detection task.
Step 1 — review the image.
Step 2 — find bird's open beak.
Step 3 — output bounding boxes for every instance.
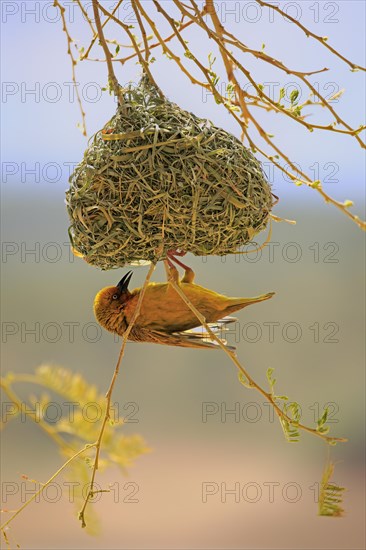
[117,271,133,293]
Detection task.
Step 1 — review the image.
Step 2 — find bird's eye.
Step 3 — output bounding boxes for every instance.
[112,294,118,300]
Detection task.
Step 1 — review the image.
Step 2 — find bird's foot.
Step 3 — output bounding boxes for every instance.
[168,248,186,258]
[164,259,180,283]
[167,250,195,284]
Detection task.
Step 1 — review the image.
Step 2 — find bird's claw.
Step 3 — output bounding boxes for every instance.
[168,263,179,283]
[167,250,195,284]
[163,259,180,283]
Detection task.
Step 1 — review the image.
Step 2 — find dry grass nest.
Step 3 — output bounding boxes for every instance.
[66,77,274,270]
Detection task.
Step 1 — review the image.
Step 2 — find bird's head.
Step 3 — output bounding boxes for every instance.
[93,271,133,332]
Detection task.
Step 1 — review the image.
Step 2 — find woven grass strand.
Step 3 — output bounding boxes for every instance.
[66,77,273,270]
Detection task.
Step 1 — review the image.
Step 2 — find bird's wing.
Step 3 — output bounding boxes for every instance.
[187,316,237,335]
[129,317,238,351]
[147,330,237,351]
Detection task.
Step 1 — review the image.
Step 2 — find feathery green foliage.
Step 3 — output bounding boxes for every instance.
[318,461,345,517]
[279,402,301,443]
[0,365,149,532]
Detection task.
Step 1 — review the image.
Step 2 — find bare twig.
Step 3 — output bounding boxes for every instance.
[131,0,151,62]
[53,0,87,135]
[61,0,366,229]
[180,0,366,229]
[97,2,164,97]
[75,0,96,34]
[92,0,122,103]
[166,262,347,445]
[82,0,124,60]
[204,0,250,123]
[223,35,330,78]
[187,1,365,146]
[109,15,202,65]
[78,262,156,528]
[0,444,94,532]
[255,0,366,72]
[134,0,211,90]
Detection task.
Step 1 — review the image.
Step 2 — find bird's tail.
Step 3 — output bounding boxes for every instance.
[235,291,275,306]
[224,291,275,315]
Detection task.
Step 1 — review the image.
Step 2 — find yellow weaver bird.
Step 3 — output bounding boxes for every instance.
[94,257,274,351]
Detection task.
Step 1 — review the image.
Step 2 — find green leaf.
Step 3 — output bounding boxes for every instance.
[317,407,328,427]
[280,402,301,443]
[318,461,345,517]
[238,371,251,388]
[208,52,217,69]
[310,180,321,189]
[266,367,276,394]
[290,89,299,103]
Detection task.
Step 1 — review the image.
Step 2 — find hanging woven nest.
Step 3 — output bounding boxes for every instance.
[66,77,274,270]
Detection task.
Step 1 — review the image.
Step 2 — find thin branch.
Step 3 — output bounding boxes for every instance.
[108,15,200,65]
[134,0,211,90]
[223,36,330,77]
[204,0,250,123]
[185,0,366,229]
[247,141,366,230]
[152,0,366,230]
[53,0,87,135]
[0,444,94,532]
[82,0,124,60]
[97,2,164,97]
[165,262,346,445]
[65,0,366,229]
[131,0,151,62]
[255,0,366,72]
[92,0,122,103]
[75,0,96,34]
[187,1,365,147]
[78,261,156,528]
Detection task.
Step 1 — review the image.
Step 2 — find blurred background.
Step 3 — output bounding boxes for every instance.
[1,1,365,548]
